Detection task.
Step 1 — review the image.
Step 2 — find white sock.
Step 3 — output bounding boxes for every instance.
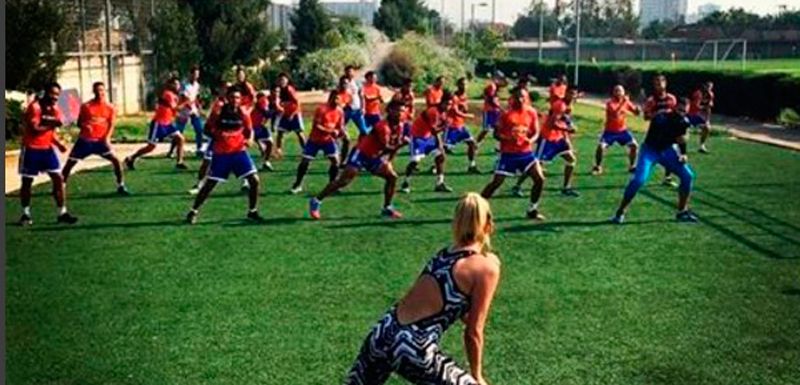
[528,202,539,211]
[436,174,445,184]
[249,208,258,213]
[23,206,31,216]
[118,182,125,188]
[470,160,476,167]
[58,206,67,215]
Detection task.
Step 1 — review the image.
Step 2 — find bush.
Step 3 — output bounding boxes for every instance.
[380,33,469,93]
[778,108,800,129]
[477,58,800,121]
[296,44,369,90]
[5,98,24,141]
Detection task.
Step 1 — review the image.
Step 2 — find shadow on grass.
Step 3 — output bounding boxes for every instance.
[501,218,673,233]
[781,288,800,296]
[26,218,222,232]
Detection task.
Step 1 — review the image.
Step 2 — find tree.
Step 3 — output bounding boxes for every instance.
[149,2,202,80]
[455,26,508,60]
[511,1,560,40]
[6,0,75,91]
[182,0,278,82]
[290,0,334,57]
[641,19,680,39]
[374,0,430,41]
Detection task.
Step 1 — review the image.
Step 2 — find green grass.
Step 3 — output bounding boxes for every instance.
[6,102,800,385]
[596,58,800,77]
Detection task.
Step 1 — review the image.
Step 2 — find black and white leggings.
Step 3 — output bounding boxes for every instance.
[344,313,478,385]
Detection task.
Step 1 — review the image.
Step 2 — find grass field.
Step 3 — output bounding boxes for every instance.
[597,58,800,77]
[6,101,800,385]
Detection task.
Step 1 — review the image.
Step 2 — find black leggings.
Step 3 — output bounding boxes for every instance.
[344,313,477,385]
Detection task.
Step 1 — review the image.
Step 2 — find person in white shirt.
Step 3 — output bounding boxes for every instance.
[344,65,368,136]
[175,66,205,157]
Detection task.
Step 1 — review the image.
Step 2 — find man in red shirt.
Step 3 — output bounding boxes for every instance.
[400,93,453,194]
[186,88,262,224]
[549,74,569,106]
[644,74,680,186]
[190,81,230,195]
[424,76,445,108]
[534,101,579,197]
[335,76,353,165]
[290,90,345,194]
[125,77,188,170]
[389,77,416,159]
[362,71,384,130]
[593,85,641,175]
[61,82,129,195]
[444,77,480,174]
[688,81,714,153]
[480,88,547,220]
[475,71,506,145]
[274,72,306,159]
[252,91,276,172]
[17,82,78,225]
[308,100,406,220]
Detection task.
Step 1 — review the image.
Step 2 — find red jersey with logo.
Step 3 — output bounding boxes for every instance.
[605,98,637,133]
[425,86,444,108]
[23,100,64,149]
[153,89,178,125]
[497,107,539,154]
[251,96,271,128]
[411,107,441,138]
[357,120,400,158]
[337,89,352,109]
[448,92,469,128]
[483,82,500,112]
[689,89,714,115]
[362,83,382,115]
[392,90,415,123]
[211,105,252,154]
[280,85,301,117]
[234,81,257,109]
[309,104,344,144]
[644,92,677,119]
[540,115,568,142]
[549,82,567,103]
[79,99,116,140]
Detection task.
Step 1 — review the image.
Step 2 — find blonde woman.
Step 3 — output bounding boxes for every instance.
[343,193,501,385]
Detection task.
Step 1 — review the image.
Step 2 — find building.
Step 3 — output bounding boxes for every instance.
[321,1,379,25]
[639,0,688,27]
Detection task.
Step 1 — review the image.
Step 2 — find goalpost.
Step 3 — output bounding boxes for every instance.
[692,39,749,70]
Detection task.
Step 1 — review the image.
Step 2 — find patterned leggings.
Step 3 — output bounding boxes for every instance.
[344,313,478,385]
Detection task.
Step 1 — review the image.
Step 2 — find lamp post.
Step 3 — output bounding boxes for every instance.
[538,0,544,61]
[470,1,488,48]
[574,0,581,86]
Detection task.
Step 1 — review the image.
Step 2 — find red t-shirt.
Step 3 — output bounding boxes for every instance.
[362,83,382,115]
[483,82,500,112]
[23,101,64,149]
[689,89,714,115]
[549,83,567,102]
[309,104,344,144]
[79,99,116,140]
[424,86,443,108]
[251,97,271,128]
[153,89,178,125]
[605,98,636,133]
[448,92,469,128]
[280,85,301,117]
[211,105,252,154]
[337,89,352,109]
[411,107,441,138]
[392,90,415,123]
[644,92,677,119]
[496,107,539,154]
[357,120,400,158]
[540,115,568,142]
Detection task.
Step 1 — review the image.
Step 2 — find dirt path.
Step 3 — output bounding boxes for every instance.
[5,143,171,194]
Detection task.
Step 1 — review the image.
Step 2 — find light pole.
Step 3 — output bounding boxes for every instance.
[574,0,581,86]
[441,0,446,43]
[470,1,488,48]
[538,0,544,61]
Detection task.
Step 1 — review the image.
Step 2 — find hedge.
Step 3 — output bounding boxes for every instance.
[380,33,469,94]
[476,58,800,121]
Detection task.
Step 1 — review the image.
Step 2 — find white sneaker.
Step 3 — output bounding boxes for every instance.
[289,185,303,195]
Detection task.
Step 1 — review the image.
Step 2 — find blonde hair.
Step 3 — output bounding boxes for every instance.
[452,193,494,253]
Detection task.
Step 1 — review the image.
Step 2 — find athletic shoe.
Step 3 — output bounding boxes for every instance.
[699,145,710,154]
[57,212,79,225]
[124,157,136,171]
[662,176,678,188]
[189,184,201,196]
[561,188,580,197]
[434,183,453,193]
[510,185,524,197]
[591,165,603,175]
[175,163,189,170]
[400,182,411,194]
[247,210,265,222]
[467,165,481,174]
[18,214,33,226]
[526,209,545,221]
[289,185,303,195]
[261,161,274,172]
[610,214,625,224]
[117,185,131,196]
[309,198,321,220]
[186,210,198,225]
[380,206,403,219]
[676,210,699,223]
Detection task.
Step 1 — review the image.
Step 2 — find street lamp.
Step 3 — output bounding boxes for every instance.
[469,1,488,48]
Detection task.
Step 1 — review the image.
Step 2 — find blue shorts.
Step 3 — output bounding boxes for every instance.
[345,108,369,136]
[482,110,501,131]
[208,151,257,182]
[445,126,473,147]
[536,138,571,162]
[302,140,339,160]
[495,152,538,176]
[19,147,61,177]
[402,122,412,139]
[600,130,636,147]
[69,138,112,160]
[147,121,179,144]
[346,149,385,173]
[687,114,707,127]
[254,125,273,143]
[364,113,381,129]
[204,140,214,161]
[409,136,441,162]
[277,114,304,133]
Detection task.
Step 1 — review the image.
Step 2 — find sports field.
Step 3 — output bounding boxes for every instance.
[6,101,800,385]
[598,58,800,76]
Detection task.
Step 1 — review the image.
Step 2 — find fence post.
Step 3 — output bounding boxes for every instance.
[104,0,114,103]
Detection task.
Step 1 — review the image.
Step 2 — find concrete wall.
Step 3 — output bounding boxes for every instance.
[58,55,146,115]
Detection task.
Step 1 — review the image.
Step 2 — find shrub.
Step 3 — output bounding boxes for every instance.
[5,98,25,141]
[380,33,469,93]
[778,108,800,129]
[296,44,369,90]
[477,58,800,121]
